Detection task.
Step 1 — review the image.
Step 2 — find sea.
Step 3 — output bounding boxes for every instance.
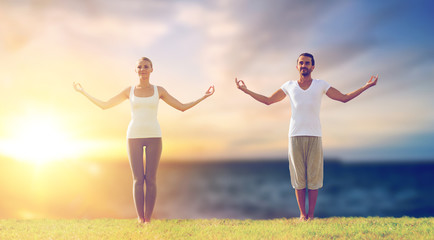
[153,160,434,219]
[0,158,433,219]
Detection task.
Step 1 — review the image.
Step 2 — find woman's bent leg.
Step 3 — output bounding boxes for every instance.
[127,139,146,222]
[143,138,162,222]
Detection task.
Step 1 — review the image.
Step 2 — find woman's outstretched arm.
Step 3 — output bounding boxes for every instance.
[159,86,215,112]
[73,82,130,110]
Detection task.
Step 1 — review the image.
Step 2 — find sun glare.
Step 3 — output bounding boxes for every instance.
[0,113,80,165]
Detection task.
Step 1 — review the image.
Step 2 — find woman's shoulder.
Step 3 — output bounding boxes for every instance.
[121,86,133,98]
[155,85,167,98]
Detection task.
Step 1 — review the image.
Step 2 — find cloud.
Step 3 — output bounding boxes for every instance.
[0,3,45,52]
[48,10,169,48]
[0,0,170,53]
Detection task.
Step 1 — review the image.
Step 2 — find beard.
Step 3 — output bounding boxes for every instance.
[300,68,311,76]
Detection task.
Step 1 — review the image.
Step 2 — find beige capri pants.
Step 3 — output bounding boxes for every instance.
[288,136,324,190]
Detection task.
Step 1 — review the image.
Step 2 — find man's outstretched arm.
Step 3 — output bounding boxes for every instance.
[326,75,378,103]
[235,78,286,105]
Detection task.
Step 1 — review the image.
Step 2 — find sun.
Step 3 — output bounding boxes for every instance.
[0,113,80,165]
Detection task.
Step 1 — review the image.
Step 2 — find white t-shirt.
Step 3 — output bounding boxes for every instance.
[281,79,331,137]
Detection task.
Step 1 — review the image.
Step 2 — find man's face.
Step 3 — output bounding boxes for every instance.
[297,56,315,76]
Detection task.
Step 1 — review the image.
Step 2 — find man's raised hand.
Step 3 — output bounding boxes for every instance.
[366,74,378,88]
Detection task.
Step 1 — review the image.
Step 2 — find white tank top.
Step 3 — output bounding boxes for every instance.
[127,85,162,139]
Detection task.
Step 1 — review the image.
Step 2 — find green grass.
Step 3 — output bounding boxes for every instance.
[0,217,432,240]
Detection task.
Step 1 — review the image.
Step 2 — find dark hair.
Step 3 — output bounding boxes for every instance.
[138,57,153,68]
[298,53,315,66]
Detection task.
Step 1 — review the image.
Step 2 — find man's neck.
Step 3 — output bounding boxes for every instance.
[299,75,313,83]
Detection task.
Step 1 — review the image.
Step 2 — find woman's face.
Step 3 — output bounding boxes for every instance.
[136,60,153,76]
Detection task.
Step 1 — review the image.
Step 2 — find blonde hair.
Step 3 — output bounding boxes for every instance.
[138,57,153,68]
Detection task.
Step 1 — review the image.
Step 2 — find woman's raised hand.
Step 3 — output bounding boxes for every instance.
[205,85,215,97]
[73,82,84,93]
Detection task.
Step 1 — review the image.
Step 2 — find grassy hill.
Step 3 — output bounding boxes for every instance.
[1,217,432,240]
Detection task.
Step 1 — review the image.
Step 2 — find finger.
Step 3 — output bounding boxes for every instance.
[235,77,240,86]
[206,86,213,94]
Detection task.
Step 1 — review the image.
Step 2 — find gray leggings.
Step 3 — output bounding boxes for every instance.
[127,138,162,221]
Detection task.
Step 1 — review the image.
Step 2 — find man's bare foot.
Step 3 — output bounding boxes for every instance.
[299,215,308,221]
[307,215,315,221]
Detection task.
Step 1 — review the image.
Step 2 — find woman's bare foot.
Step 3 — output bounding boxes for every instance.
[299,215,308,221]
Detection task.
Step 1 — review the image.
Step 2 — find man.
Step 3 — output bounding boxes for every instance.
[235,53,378,221]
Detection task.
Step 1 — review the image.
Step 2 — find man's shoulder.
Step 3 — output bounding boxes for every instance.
[313,79,330,85]
[313,79,326,83]
[313,79,331,91]
[281,80,297,90]
[282,80,297,86]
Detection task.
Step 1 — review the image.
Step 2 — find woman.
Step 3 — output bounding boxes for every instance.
[73,57,215,223]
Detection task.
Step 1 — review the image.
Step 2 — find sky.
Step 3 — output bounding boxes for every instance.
[1,0,434,164]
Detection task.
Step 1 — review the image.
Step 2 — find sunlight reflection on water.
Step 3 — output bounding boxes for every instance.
[1,159,433,219]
